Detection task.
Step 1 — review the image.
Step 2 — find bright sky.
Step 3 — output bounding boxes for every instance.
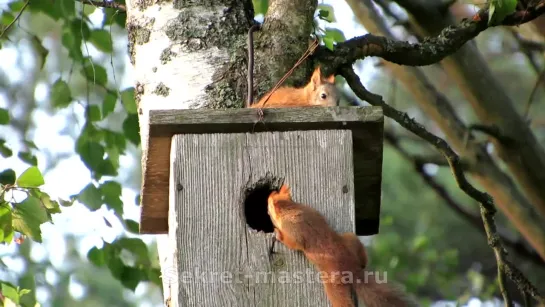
[0,1,496,306]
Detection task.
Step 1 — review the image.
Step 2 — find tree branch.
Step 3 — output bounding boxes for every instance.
[341,67,545,305]
[467,124,516,145]
[76,0,126,12]
[343,0,545,263]
[384,131,544,267]
[0,0,29,39]
[316,1,545,67]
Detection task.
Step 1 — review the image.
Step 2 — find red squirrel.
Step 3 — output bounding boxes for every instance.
[250,66,340,108]
[268,184,419,307]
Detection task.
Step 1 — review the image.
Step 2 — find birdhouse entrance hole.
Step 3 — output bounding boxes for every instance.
[243,175,284,233]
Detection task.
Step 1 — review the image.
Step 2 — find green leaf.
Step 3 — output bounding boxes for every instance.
[12,196,50,242]
[87,105,102,122]
[61,26,83,61]
[120,266,143,291]
[18,288,31,297]
[324,28,346,43]
[100,181,123,215]
[102,91,117,118]
[124,219,139,234]
[83,3,96,15]
[107,254,125,279]
[323,37,334,51]
[120,88,137,114]
[78,183,103,211]
[71,18,90,40]
[30,190,61,215]
[28,0,61,20]
[78,141,105,171]
[115,238,150,265]
[59,198,75,207]
[31,34,49,70]
[104,130,126,153]
[102,6,116,26]
[54,0,75,17]
[8,0,26,11]
[318,10,329,19]
[1,12,15,27]
[252,0,268,15]
[16,166,44,188]
[87,246,106,266]
[2,283,31,304]
[103,131,122,171]
[89,29,113,53]
[0,169,16,185]
[76,122,103,147]
[50,78,72,108]
[411,235,429,251]
[18,151,38,166]
[114,9,126,27]
[0,108,9,125]
[147,267,162,286]
[317,4,335,22]
[0,139,13,158]
[1,282,20,304]
[23,140,38,150]
[488,1,497,25]
[96,158,118,179]
[81,60,108,86]
[0,202,14,244]
[488,0,517,26]
[123,114,140,146]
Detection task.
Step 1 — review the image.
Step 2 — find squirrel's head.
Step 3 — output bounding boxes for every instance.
[307,66,340,107]
[267,184,293,227]
[268,184,292,202]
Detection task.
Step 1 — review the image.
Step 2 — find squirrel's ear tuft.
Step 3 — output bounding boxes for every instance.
[310,66,322,89]
[324,73,335,83]
[278,184,291,197]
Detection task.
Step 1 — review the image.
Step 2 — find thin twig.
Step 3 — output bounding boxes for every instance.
[260,39,319,107]
[525,66,545,119]
[0,0,29,39]
[247,24,261,107]
[341,66,545,305]
[77,0,126,11]
[510,29,545,69]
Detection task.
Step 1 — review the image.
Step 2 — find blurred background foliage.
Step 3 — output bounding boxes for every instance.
[0,0,544,306]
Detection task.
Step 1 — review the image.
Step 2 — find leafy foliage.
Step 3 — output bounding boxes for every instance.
[488,0,517,25]
[0,282,31,306]
[1,166,57,244]
[0,0,155,304]
[315,4,345,51]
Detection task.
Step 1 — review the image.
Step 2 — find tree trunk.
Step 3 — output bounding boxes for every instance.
[253,0,318,97]
[125,0,254,302]
[126,0,320,303]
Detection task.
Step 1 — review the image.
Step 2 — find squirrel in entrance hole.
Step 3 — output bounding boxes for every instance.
[267,184,419,307]
[250,66,340,108]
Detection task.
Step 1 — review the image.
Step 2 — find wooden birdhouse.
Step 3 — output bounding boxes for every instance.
[139,106,384,306]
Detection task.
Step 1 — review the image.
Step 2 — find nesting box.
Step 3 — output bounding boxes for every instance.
[140,106,384,306]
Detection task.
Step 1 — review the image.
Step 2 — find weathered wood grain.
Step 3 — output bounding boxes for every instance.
[171,131,356,307]
[140,106,383,234]
[149,106,382,136]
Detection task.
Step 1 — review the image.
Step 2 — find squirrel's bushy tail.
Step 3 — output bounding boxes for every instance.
[356,274,420,307]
